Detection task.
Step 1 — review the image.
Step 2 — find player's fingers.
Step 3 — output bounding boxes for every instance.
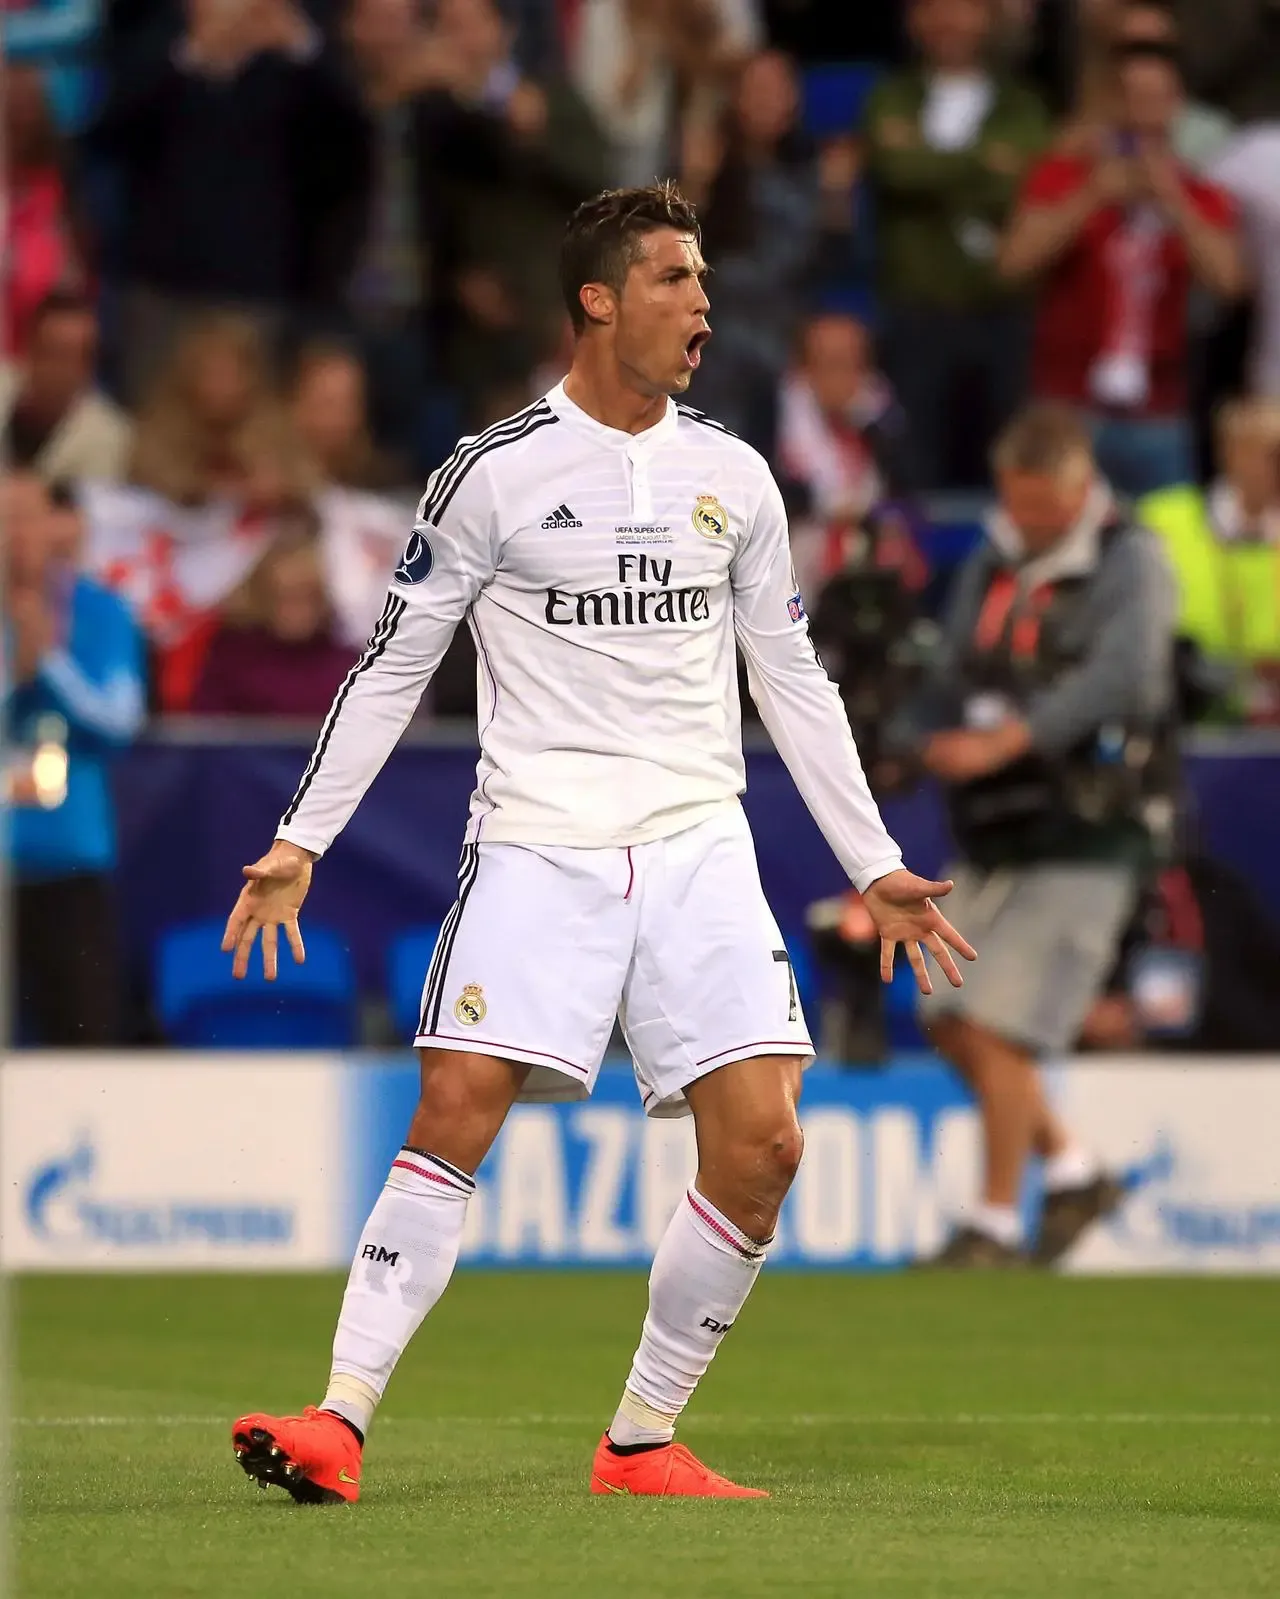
[243,863,271,881]
[262,923,279,982]
[879,936,896,984]
[919,879,954,900]
[232,921,259,981]
[932,910,978,963]
[285,919,306,966]
[907,939,933,996]
[927,932,965,989]
[220,908,244,953]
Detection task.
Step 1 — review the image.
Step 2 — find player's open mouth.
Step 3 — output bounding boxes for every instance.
[684,330,710,370]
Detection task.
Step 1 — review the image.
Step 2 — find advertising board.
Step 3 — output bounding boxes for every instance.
[1,1056,347,1270]
[5,1055,1276,1274]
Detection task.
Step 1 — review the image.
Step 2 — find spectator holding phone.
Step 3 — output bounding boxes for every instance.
[1001,40,1244,496]
[1068,0,1235,173]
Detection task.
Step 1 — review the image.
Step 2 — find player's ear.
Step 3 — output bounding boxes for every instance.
[578,282,615,328]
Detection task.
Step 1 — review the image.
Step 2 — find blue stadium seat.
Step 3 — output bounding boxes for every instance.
[387,925,444,1043]
[925,518,987,572]
[802,62,883,139]
[155,918,358,1048]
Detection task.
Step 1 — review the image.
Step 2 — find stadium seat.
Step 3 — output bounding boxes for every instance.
[387,925,443,1043]
[924,517,987,572]
[155,918,358,1048]
[801,62,882,139]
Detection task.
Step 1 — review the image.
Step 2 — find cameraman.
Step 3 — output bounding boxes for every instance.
[897,403,1179,1267]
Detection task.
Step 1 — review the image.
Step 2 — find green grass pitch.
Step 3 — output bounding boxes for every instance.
[14,1272,1280,1597]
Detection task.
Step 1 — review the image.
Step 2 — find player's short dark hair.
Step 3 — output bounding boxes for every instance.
[560,182,701,334]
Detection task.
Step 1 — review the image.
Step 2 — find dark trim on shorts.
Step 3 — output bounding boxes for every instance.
[419,844,480,1036]
[411,1033,591,1077]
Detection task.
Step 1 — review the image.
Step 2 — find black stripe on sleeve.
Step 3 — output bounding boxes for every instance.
[420,401,552,527]
[428,412,560,528]
[419,401,546,524]
[281,593,406,826]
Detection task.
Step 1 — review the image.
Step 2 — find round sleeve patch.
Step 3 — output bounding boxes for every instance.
[394,529,435,585]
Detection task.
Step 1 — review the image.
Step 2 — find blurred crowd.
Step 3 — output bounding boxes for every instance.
[4,0,1280,733]
[5,0,1280,1051]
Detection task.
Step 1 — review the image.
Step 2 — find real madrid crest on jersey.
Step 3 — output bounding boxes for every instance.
[692,493,728,539]
[454,983,487,1026]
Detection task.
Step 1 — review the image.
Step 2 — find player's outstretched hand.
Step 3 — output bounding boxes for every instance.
[860,869,977,996]
[221,840,315,980]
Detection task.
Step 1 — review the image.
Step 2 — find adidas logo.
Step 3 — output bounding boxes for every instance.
[541,503,584,529]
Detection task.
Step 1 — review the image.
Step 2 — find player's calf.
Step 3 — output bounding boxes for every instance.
[600,1054,804,1479]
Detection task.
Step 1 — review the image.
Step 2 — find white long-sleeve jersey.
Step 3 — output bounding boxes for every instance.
[277,382,903,892]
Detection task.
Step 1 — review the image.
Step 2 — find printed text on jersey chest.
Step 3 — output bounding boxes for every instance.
[544,552,712,628]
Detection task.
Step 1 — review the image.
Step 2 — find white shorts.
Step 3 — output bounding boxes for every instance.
[414,806,814,1116]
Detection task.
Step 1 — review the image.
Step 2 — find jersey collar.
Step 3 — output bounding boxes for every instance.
[545,381,678,453]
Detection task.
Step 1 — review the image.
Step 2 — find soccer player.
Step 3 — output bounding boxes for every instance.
[225,183,975,1503]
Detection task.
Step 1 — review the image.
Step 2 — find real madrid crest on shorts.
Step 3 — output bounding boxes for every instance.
[454,983,487,1026]
[692,493,728,539]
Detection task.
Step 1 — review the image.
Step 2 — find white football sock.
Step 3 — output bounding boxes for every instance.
[322,1148,473,1436]
[968,1200,1022,1247]
[608,1187,770,1447]
[1042,1144,1099,1193]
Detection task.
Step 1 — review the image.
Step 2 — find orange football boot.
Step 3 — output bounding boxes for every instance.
[232,1405,362,1505]
[590,1433,768,1498]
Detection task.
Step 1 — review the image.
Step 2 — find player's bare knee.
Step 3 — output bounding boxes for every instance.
[767,1118,805,1189]
[726,1116,804,1212]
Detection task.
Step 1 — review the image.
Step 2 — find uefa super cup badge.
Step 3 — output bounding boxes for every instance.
[692,494,728,539]
[454,984,487,1026]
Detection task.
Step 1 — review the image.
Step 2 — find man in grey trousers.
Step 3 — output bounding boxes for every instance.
[897,402,1179,1266]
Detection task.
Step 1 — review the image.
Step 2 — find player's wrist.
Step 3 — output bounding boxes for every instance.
[271,838,318,866]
